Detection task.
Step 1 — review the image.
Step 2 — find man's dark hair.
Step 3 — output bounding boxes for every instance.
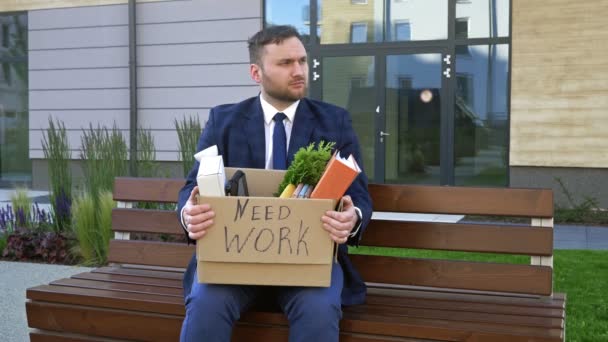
[248,25,302,65]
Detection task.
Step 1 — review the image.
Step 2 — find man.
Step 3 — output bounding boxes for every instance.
[177,25,372,342]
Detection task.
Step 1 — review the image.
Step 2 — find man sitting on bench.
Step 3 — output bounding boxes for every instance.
[176,25,373,342]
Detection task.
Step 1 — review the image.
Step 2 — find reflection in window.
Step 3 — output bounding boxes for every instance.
[455,17,469,39]
[386,54,442,185]
[454,44,509,186]
[0,13,29,186]
[320,0,447,44]
[323,56,376,179]
[265,0,311,42]
[350,22,368,43]
[456,0,509,38]
[1,24,9,48]
[350,77,366,88]
[456,73,474,109]
[398,76,412,89]
[394,21,411,41]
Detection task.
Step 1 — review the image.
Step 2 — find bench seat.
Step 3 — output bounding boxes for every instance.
[28,266,565,342]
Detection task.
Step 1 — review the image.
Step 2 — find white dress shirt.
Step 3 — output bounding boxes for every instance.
[259,95,299,170]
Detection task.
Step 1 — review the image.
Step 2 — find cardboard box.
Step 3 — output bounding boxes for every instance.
[197,168,336,287]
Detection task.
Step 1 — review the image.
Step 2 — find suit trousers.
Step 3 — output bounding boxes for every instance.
[180,261,344,342]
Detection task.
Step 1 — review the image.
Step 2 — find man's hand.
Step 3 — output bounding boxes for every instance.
[182,186,215,240]
[321,195,358,244]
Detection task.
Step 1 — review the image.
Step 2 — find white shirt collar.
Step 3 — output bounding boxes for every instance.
[260,94,299,124]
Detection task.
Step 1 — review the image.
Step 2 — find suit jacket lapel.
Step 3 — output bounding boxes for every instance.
[245,97,266,169]
[288,100,316,165]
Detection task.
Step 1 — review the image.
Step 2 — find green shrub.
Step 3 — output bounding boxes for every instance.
[80,123,128,196]
[137,127,158,178]
[0,232,7,256]
[10,187,31,228]
[554,177,608,225]
[175,115,202,177]
[42,118,72,232]
[71,191,115,265]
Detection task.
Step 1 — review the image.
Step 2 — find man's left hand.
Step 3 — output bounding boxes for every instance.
[321,195,358,244]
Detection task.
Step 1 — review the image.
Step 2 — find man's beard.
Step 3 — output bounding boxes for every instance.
[263,76,307,103]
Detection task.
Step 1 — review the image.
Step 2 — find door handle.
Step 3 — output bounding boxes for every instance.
[380,131,390,143]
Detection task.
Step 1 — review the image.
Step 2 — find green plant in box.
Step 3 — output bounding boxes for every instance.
[276,141,335,196]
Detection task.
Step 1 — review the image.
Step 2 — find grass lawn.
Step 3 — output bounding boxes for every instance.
[349,247,608,342]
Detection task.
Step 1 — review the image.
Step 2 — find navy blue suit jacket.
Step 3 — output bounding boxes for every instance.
[178,96,372,306]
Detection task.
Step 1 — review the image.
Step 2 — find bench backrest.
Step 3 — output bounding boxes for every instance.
[110,177,554,297]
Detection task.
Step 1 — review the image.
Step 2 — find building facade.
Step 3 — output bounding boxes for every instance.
[0,0,606,207]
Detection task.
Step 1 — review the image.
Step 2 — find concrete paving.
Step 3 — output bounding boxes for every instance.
[0,261,93,342]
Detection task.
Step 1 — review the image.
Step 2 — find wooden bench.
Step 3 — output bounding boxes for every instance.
[26,177,566,341]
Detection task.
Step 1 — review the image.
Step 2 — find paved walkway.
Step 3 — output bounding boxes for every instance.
[0,261,93,342]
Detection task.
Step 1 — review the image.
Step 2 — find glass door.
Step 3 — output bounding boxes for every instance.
[317,50,448,185]
[382,51,447,185]
[318,55,378,180]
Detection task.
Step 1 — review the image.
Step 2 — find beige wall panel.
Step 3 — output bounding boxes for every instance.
[511,0,608,167]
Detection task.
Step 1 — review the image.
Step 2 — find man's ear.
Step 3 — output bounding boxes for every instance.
[250,63,262,84]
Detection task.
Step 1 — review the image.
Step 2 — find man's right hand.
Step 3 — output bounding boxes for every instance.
[182,186,215,240]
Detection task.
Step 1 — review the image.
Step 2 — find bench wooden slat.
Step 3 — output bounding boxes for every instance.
[27,284,183,316]
[241,311,564,342]
[364,296,565,319]
[369,184,553,217]
[107,240,193,268]
[50,278,183,297]
[365,291,565,316]
[112,208,183,235]
[340,313,564,342]
[73,272,182,289]
[367,286,565,307]
[30,331,114,342]
[93,266,184,280]
[346,303,563,329]
[113,178,184,203]
[360,220,553,255]
[27,301,182,342]
[350,255,553,296]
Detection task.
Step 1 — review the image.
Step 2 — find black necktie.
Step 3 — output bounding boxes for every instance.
[272,112,287,170]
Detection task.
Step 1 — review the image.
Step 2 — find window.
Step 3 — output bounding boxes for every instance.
[455,17,469,39]
[1,24,8,48]
[317,0,447,44]
[350,77,366,88]
[394,21,411,41]
[455,18,470,55]
[454,45,509,186]
[264,0,311,42]
[398,76,413,90]
[350,22,368,43]
[456,73,474,108]
[0,13,29,186]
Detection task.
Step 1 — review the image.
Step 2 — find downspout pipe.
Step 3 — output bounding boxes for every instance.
[128,0,138,176]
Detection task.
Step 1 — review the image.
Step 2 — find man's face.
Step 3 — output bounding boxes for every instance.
[250,36,309,109]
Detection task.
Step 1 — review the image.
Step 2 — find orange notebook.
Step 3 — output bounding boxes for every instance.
[310,151,361,201]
